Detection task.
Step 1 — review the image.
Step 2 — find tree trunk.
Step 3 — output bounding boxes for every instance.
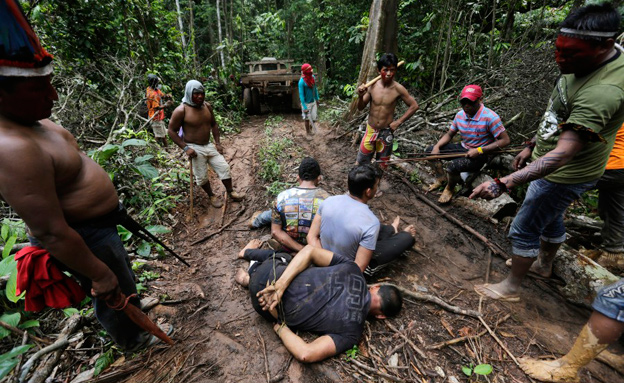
[175,0,187,59]
[439,0,455,92]
[500,0,518,42]
[188,0,198,75]
[216,0,226,69]
[487,0,498,69]
[346,0,399,119]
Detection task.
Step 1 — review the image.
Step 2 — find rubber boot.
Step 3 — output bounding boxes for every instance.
[518,324,608,383]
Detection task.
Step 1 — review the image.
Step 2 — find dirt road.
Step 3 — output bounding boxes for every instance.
[124,114,623,383]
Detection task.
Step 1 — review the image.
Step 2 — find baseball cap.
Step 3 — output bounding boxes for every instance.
[459,85,482,102]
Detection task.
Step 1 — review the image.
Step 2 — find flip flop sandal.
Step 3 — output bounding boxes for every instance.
[474,283,521,302]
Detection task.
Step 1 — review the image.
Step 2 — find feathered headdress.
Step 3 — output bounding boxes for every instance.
[0,0,53,77]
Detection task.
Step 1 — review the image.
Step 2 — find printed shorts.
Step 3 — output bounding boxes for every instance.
[592,278,624,322]
[356,124,394,169]
[301,102,318,121]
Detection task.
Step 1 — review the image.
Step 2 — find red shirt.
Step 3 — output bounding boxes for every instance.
[146,87,164,121]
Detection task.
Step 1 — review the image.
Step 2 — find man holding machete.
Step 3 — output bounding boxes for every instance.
[356,53,419,170]
[0,1,170,352]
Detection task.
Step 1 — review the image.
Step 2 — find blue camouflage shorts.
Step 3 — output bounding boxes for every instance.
[592,278,624,322]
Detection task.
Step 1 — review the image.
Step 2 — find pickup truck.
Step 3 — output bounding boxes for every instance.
[240,57,303,114]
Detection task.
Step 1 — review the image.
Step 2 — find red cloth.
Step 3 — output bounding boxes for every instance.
[301,63,315,88]
[15,246,86,312]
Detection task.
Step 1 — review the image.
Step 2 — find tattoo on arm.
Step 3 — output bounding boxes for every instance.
[509,150,566,185]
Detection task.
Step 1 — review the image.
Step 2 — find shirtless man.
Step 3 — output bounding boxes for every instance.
[356,53,419,169]
[168,80,244,208]
[0,3,156,351]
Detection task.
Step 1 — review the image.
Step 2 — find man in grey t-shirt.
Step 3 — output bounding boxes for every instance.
[308,165,416,276]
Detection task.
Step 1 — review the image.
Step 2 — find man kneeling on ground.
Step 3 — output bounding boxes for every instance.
[249,157,329,252]
[308,164,417,276]
[235,240,402,362]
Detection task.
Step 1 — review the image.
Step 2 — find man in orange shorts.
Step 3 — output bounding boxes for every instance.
[356,53,419,169]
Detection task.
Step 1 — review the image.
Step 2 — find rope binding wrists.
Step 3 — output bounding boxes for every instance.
[493,178,508,193]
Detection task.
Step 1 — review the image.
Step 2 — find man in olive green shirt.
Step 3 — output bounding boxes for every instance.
[470,3,624,302]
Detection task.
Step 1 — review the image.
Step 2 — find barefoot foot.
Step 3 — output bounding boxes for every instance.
[505,258,552,278]
[391,216,401,233]
[238,239,263,259]
[235,268,250,287]
[403,224,417,238]
[474,282,520,302]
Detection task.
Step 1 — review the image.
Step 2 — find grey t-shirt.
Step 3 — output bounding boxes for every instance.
[318,194,380,260]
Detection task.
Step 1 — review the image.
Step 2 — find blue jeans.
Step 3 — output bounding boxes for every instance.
[251,209,272,229]
[508,178,597,257]
[30,225,149,350]
[592,278,624,322]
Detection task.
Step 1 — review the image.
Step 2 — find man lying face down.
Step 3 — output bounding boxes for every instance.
[235,242,403,362]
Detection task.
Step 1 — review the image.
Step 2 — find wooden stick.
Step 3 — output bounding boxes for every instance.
[387,148,522,163]
[189,158,194,216]
[427,314,511,350]
[385,322,427,360]
[478,315,521,368]
[363,61,405,88]
[258,329,270,383]
[0,321,51,345]
[191,204,247,245]
[349,358,405,383]
[393,172,510,259]
[219,191,228,227]
[379,283,481,318]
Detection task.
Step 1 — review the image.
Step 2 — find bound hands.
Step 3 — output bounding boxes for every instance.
[257,281,285,312]
[512,147,532,170]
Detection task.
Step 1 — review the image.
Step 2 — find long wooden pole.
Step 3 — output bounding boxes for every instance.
[189,158,194,216]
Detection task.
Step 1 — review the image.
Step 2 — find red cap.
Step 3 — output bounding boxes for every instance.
[459,85,482,101]
[301,63,313,74]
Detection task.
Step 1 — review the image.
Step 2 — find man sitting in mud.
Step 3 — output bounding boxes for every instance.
[235,240,403,362]
[470,3,624,302]
[356,53,419,170]
[0,3,165,352]
[168,80,244,208]
[307,164,417,276]
[426,84,510,204]
[249,157,329,252]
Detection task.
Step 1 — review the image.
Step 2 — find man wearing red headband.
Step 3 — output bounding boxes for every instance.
[471,3,624,304]
[299,63,320,135]
[356,53,419,170]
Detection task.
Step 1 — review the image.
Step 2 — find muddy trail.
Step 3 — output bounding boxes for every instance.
[123,114,624,383]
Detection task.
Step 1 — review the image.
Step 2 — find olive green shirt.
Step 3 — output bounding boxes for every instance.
[532,52,624,184]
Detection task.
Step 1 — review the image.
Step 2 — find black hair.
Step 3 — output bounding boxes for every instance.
[298,157,321,181]
[379,285,403,317]
[147,74,159,89]
[348,164,382,198]
[560,3,621,41]
[377,53,399,71]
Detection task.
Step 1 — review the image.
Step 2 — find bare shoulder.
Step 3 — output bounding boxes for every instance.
[393,81,410,95]
[172,104,185,117]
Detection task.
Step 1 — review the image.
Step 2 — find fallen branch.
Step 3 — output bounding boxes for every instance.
[191,204,247,245]
[392,172,510,259]
[0,321,51,345]
[258,329,270,383]
[478,316,521,368]
[428,314,511,350]
[380,283,481,318]
[219,191,228,228]
[349,358,405,383]
[385,322,427,360]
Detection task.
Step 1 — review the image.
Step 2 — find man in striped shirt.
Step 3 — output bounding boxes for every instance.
[427,85,510,203]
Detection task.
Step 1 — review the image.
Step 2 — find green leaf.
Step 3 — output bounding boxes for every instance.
[2,235,17,259]
[134,164,159,179]
[117,226,132,241]
[18,320,40,330]
[473,364,493,375]
[92,145,120,163]
[136,242,151,257]
[1,224,8,242]
[134,154,154,164]
[145,225,170,235]
[121,139,147,147]
[461,365,473,376]
[62,308,79,317]
[0,344,33,379]
[94,349,115,376]
[0,313,21,339]
[0,256,15,276]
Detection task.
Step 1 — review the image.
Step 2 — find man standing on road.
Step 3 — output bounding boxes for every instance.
[470,3,624,302]
[426,85,510,204]
[356,53,419,169]
[299,63,320,135]
[0,2,161,351]
[235,241,403,362]
[168,80,245,208]
[146,74,172,147]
